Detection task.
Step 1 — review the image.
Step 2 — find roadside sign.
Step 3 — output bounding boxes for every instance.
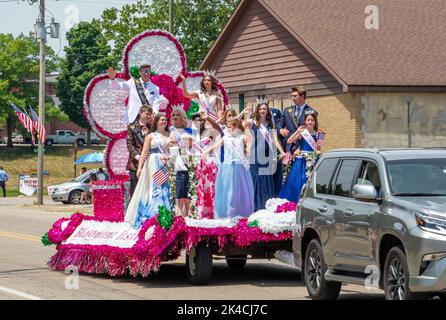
[19,175,38,196]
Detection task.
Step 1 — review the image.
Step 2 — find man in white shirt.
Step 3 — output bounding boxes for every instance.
[0,166,9,198]
[108,64,169,124]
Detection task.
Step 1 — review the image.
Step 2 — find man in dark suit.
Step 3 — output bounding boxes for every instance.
[127,105,154,197]
[279,86,317,153]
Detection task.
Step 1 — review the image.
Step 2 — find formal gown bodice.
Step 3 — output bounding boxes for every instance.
[150,132,169,154]
[223,134,245,164]
[299,132,318,152]
[198,92,219,115]
[251,123,275,165]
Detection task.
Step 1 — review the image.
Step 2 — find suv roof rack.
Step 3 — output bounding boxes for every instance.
[328,148,380,154]
[328,147,446,154]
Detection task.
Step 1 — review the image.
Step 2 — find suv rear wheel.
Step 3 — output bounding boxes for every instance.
[383,246,427,300]
[304,239,341,300]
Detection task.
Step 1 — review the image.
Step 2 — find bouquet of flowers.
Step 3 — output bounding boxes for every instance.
[301,152,319,179]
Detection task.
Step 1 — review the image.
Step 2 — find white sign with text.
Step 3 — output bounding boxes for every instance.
[63,221,140,248]
[19,176,38,196]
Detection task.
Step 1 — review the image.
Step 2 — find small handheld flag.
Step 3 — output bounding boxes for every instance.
[153,165,169,186]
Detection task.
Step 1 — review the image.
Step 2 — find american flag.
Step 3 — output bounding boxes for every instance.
[153,165,169,187]
[317,130,326,148]
[29,107,46,144]
[10,103,34,141]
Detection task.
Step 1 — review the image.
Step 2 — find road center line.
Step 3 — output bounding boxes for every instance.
[0,285,42,300]
[0,231,41,242]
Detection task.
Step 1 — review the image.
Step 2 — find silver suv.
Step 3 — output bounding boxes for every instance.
[294,149,446,300]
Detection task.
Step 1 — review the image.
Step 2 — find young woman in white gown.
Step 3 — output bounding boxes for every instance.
[125,113,175,228]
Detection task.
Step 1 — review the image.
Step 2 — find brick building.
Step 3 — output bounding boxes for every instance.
[200,0,446,149]
[45,72,88,136]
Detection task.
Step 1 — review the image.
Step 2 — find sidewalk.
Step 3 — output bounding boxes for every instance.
[0,195,93,215]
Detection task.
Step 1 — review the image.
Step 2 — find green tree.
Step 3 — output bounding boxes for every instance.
[100,0,240,70]
[56,21,117,141]
[0,33,59,147]
[45,102,69,123]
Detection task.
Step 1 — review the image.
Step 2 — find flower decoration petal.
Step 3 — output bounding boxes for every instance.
[123,30,186,80]
[84,74,128,139]
[105,138,129,180]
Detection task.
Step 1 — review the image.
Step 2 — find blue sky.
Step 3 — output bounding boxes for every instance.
[0,0,140,55]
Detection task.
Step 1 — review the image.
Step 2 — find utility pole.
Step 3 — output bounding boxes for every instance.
[37,0,46,205]
[169,0,174,34]
[31,0,59,204]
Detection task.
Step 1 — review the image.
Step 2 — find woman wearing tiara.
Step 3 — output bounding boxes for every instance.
[180,73,223,122]
[202,118,254,219]
[279,112,323,203]
[191,112,223,219]
[245,101,286,211]
[125,113,175,228]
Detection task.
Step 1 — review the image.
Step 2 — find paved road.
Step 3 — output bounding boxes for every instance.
[0,196,384,300]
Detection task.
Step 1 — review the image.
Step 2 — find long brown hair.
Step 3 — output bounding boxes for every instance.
[200,75,219,93]
[304,112,319,132]
[150,113,170,133]
[253,103,274,129]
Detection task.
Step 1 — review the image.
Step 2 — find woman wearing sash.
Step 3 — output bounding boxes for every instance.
[125,113,174,228]
[246,103,286,211]
[202,118,254,219]
[279,112,322,203]
[180,74,223,122]
[192,112,223,219]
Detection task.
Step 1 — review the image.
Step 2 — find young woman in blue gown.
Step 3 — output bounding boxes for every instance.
[279,112,323,203]
[246,102,286,211]
[201,118,254,219]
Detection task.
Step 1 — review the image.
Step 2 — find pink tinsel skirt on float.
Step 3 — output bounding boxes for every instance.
[194,158,218,219]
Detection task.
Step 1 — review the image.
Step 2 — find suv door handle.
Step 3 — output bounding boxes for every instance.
[318,205,328,213]
[343,209,354,217]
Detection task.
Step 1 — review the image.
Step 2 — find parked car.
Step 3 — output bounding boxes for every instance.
[294,148,446,300]
[87,132,101,145]
[48,168,107,204]
[45,130,101,146]
[6,133,24,144]
[46,130,80,146]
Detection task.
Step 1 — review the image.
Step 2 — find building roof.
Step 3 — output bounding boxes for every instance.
[201,0,446,89]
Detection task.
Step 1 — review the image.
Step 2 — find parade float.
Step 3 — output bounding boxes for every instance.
[42,30,299,284]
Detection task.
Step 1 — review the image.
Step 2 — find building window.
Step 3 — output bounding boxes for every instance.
[238,94,245,113]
